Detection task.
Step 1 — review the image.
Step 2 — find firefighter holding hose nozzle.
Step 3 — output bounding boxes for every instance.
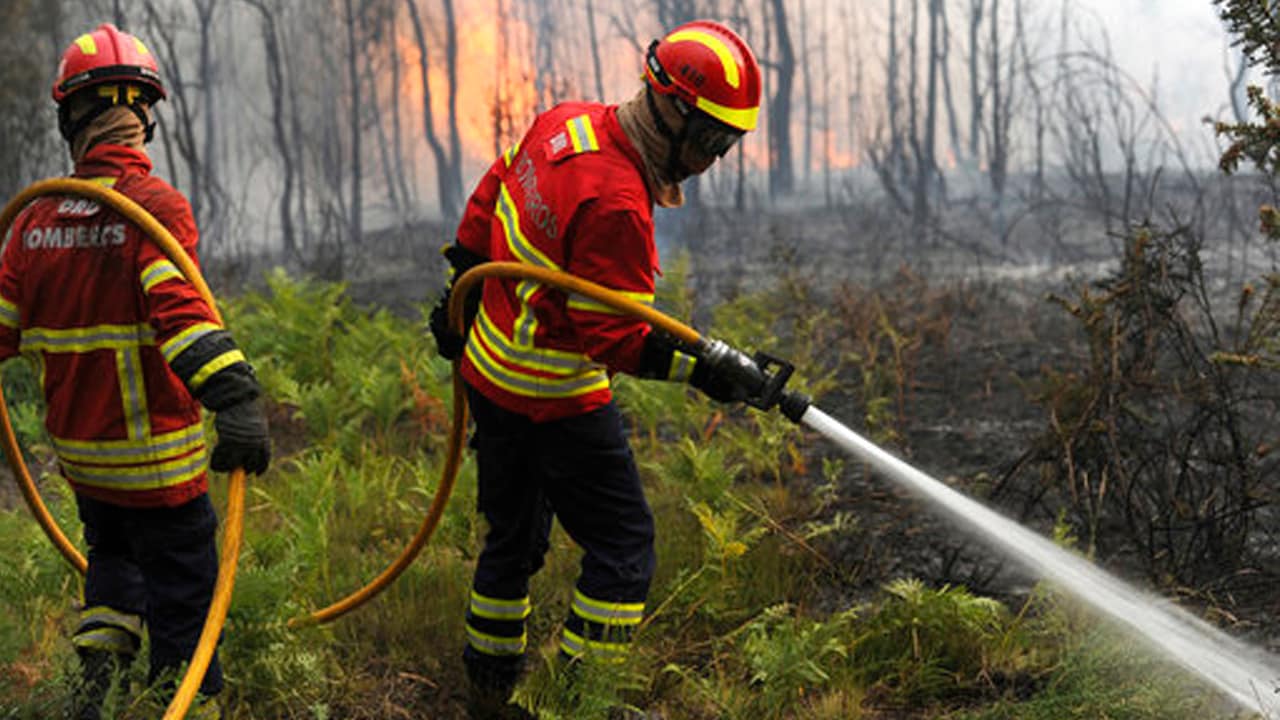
[0,23,270,720]
[428,19,795,720]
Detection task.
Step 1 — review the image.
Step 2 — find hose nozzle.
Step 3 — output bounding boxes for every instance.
[739,348,810,423]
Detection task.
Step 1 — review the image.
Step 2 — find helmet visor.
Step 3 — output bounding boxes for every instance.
[686,113,744,158]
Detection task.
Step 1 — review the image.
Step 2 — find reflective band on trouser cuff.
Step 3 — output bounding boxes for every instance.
[467,625,527,657]
[565,290,654,316]
[74,605,143,654]
[559,628,630,662]
[469,590,531,621]
[160,322,221,363]
[77,605,144,637]
[63,451,207,491]
[571,588,644,627]
[0,295,17,329]
[189,349,246,390]
[52,423,205,466]
[73,626,140,654]
[139,258,184,293]
[669,351,696,382]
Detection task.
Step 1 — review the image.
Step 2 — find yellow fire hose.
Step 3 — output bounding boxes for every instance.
[0,178,246,720]
[289,261,706,627]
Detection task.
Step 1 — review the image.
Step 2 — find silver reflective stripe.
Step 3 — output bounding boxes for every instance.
[470,591,531,621]
[63,451,207,489]
[571,590,644,626]
[466,625,526,656]
[669,351,696,382]
[52,424,205,466]
[558,628,629,660]
[473,308,594,375]
[19,324,154,352]
[117,347,149,440]
[77,606,144,636]
[466,327,609,398]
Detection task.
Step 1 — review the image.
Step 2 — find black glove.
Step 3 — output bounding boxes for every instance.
[688,338,765,404]
[429,243,487,360]
[429,294,466,360]
[211,399,271,475]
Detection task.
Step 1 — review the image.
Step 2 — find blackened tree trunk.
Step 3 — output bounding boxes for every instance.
[406,0,462,221]
[244,0,298,261]
[766,0,795,197]
[586,0,605,100]
[442,0,463,225]
[344,0,362,246]
[967,0,985,160]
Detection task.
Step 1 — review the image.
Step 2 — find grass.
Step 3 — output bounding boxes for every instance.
[0,270,1262,719]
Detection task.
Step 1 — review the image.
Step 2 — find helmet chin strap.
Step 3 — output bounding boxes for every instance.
[644,86,693,183]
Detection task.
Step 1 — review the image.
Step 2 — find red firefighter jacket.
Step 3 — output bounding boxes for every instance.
[0,144,232,508]
[456,102,673,422]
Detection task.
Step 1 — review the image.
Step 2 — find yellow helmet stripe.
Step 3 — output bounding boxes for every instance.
[696,94,759,132]
[75,34,98,55]
[666,29,740,88]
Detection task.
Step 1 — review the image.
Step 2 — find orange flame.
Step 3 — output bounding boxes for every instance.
[397,3,537,166]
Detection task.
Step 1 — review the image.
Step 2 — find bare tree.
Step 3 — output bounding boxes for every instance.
[344,0,362,248]
[242,0,298,261]
[765,0,795,197]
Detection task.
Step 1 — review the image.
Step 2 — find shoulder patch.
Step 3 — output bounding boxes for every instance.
[545,114,600,162]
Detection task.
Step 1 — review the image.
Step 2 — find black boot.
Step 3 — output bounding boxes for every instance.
[464,654,532,720]
[71,649,133,720]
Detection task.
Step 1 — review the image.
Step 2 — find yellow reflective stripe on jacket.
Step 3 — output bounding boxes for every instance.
[116,347,150,440]
[159,322,221,363]
[494,182,558,270]
[474,306,600,375]
[512,279,542,347]
[465,323,610,400]
[62,451,207,491]
[494,180,558,345]
[566,290,654,315]
[0,295,17,329]
[559,628,629,660]
[52,423,205,466]
[19,323,154,353]
[139,259,184,293]
[571,589,644,626]
[189,349,245,391]
[566,114,600,153]
[466,625,526,657]
[501,140,521,167]
[669,350,697,382]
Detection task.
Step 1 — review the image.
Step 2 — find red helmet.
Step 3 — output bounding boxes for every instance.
[52,23,165,105]
[644,20,762,133]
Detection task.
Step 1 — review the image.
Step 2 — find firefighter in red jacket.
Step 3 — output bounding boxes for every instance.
[430,19,764,718]
[0,23,270,719]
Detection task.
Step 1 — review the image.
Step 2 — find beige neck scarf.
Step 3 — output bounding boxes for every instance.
[71,105,149,164]
[616,87,685,209]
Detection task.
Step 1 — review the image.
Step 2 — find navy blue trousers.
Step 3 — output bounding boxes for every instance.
[463,385,656,683]
[76,492,223,696]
